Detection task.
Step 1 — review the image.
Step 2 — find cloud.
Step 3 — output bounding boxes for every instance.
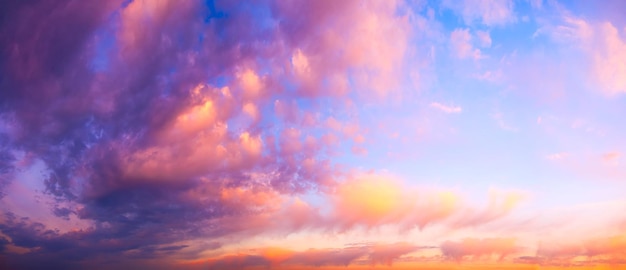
[285,247,368,267]
[535,235,626,265]
[442,0,516,26]
[206,254,270,270]
[545,152,568,161]
[441,238,520,261]
[540,14,626,95]
[450,28,483,60]
[449,189,526,228]
[5,1,622,269]
[0,161,527,269]
[476,30,492,48]
[603,151,621,162]
[585,235,626,258]
[332,175,404,225]
[492,112,519,132]
[204,247,367,269]
[324,174,525,232]
[1,0,415,258]
[276,0,412,98]
[536,242,583,261]
[329,173,460,231]
[202,242,422,269]
[0,134,15,198]
[529,0,543,10]
[0,211,219,270]
[588,22,626,95]
[430,102,463,114]
[369,242,421,266]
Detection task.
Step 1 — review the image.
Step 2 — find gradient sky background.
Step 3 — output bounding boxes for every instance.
[1,0,626,269]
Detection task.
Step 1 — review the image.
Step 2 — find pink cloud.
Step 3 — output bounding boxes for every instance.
[430,102,462,114]
[0,1,459,269]
[369,242,421,266]
[590,22,626,95]
[273,100,301,124]
[535,234,626,265]
[542,15,626,95]
[476,30,492,48]
[277,0,412,98]
[450,28,483,60]
[236,69,265,100]
[450,189,526,228]
[350,146,368,156]
[279,128,303,156]
[536,242,583,261]
[181,173,525,239]
[441,237,520,261]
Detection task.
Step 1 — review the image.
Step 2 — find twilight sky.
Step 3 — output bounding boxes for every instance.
[1,0,626,269]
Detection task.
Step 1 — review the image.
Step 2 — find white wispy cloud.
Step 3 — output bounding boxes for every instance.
[430,102,462,113]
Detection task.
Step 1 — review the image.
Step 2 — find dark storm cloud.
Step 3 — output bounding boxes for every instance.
[0,0,362,268]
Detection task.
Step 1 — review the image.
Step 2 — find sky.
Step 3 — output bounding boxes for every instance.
[1,0,626,269]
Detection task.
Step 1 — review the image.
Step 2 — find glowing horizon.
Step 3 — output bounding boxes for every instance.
[1,0,626,269]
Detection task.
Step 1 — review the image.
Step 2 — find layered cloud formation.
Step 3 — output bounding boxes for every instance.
[1,0,626,269]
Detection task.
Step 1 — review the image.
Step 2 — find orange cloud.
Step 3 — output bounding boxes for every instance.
[441,238,520,261]
[167,173,529,244]
[200,242,426,269]
[206,254,269,270]
[333,175,404,226]
[330,174,461,231]
[242,102,259,121]
[585,235,626,258]
[261,247,296,266]
[237,69,265,100]
[111,80,286,186]
[603,151,620,162]
[324,174,527,233]
[286,247,367,267]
